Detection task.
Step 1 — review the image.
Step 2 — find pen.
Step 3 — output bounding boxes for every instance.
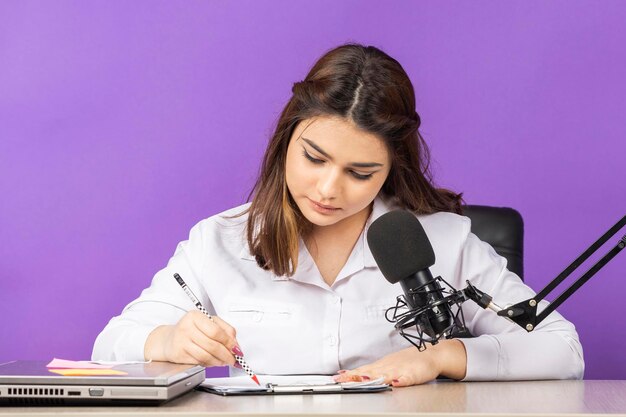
[173,273,260,386]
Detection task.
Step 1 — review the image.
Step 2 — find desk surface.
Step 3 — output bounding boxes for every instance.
[2,380,626,416]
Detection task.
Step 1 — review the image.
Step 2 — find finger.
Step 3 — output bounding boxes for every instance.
[211,317,242,354]
[368,370,396,385]
[333,368,374,382]
[349,366,378,380]
[182,340,223,367]
[190,331,237,366]
[333,373,365,382]
[192,313,239,353]
[377,373,391,384]
[211,316,238,339]
[391,375,409,387]
[374,371,406,386]
[341,367,393,384]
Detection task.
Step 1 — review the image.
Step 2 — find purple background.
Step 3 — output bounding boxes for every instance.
[1,1,624,379]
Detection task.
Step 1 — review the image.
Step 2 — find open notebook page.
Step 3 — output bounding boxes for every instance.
[202,375,387,393]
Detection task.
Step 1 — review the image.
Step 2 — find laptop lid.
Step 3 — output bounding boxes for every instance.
[0,360,205,406]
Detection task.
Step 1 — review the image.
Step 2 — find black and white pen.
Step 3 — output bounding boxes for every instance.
[173,273,260,386]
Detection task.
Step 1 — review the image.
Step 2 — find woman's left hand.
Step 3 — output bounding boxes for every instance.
[332,339,467,387]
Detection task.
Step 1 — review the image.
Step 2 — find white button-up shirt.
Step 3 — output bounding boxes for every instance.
[92,195,584,381]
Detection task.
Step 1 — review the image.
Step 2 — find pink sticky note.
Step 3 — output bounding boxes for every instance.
[46,358,112,369]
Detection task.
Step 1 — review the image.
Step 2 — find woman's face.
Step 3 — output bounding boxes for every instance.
[285,115,392,229]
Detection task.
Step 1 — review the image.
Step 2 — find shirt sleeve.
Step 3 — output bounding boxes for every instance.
[91,219,215,361]
[455,217,585,381]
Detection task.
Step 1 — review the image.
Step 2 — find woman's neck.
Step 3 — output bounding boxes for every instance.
[303,204,374,286]
[306,203,373,247]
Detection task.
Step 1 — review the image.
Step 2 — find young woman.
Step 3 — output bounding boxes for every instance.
[92,44,584,386]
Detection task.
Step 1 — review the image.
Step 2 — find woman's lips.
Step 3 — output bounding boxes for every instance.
[308,198,340,214]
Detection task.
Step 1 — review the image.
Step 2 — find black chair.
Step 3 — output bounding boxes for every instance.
[447,205,524,341]
[462,205,524,281]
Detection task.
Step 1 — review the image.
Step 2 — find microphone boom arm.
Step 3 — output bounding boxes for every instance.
[463,215,626,332]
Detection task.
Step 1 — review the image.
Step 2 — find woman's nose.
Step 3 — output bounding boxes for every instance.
[316,167,341,200]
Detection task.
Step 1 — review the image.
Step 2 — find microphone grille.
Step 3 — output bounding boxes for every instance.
[367,210,436,284]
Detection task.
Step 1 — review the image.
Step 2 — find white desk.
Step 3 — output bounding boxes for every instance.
[2,380,626,416]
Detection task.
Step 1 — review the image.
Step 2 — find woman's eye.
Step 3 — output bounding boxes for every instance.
[302,150,324,164]
[350,171,373,181]
[302,149,373,181]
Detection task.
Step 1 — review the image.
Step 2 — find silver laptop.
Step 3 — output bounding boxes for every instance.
[0,360,205,405]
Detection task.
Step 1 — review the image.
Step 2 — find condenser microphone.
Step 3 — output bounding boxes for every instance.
[367,210,464,349]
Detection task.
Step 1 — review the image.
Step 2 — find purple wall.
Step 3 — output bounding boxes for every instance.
[1,1,624,379]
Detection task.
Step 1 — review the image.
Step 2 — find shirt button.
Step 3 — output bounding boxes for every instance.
[253,312,263,322]
[328,336,337,346]
[333,296,341,305]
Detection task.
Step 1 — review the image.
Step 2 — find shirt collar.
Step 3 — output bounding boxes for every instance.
[238,233,312,283]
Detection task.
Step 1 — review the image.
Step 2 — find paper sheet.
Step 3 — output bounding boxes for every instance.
[201,374,387,393]
[46,358,112,369]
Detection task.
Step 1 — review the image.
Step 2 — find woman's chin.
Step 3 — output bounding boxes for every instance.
[303,213,341,227]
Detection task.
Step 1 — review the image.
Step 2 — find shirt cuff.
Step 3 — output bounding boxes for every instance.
[114,325,158,361]
[458,335,501,381]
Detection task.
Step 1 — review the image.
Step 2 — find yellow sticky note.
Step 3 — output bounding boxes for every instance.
[49,368,128,376]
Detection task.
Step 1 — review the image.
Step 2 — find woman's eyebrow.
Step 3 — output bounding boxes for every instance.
[300,137,384,168]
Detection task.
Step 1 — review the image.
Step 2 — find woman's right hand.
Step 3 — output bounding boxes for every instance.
[144,310,242,367]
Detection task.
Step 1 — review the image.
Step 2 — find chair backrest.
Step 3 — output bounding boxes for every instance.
[461,205,524,280]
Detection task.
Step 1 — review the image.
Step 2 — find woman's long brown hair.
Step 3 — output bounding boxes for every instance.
[238,43,463,277]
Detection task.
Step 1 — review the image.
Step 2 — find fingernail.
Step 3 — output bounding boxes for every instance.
[332,375,342,381]
[233,362,243,369]
[392,379,399,383]
[337,370,347,374]
[232,345,244,356]
[361,375,370,380]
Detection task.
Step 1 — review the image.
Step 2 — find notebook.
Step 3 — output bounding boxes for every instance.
[0,360,205,405]
[199,374,391,395]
